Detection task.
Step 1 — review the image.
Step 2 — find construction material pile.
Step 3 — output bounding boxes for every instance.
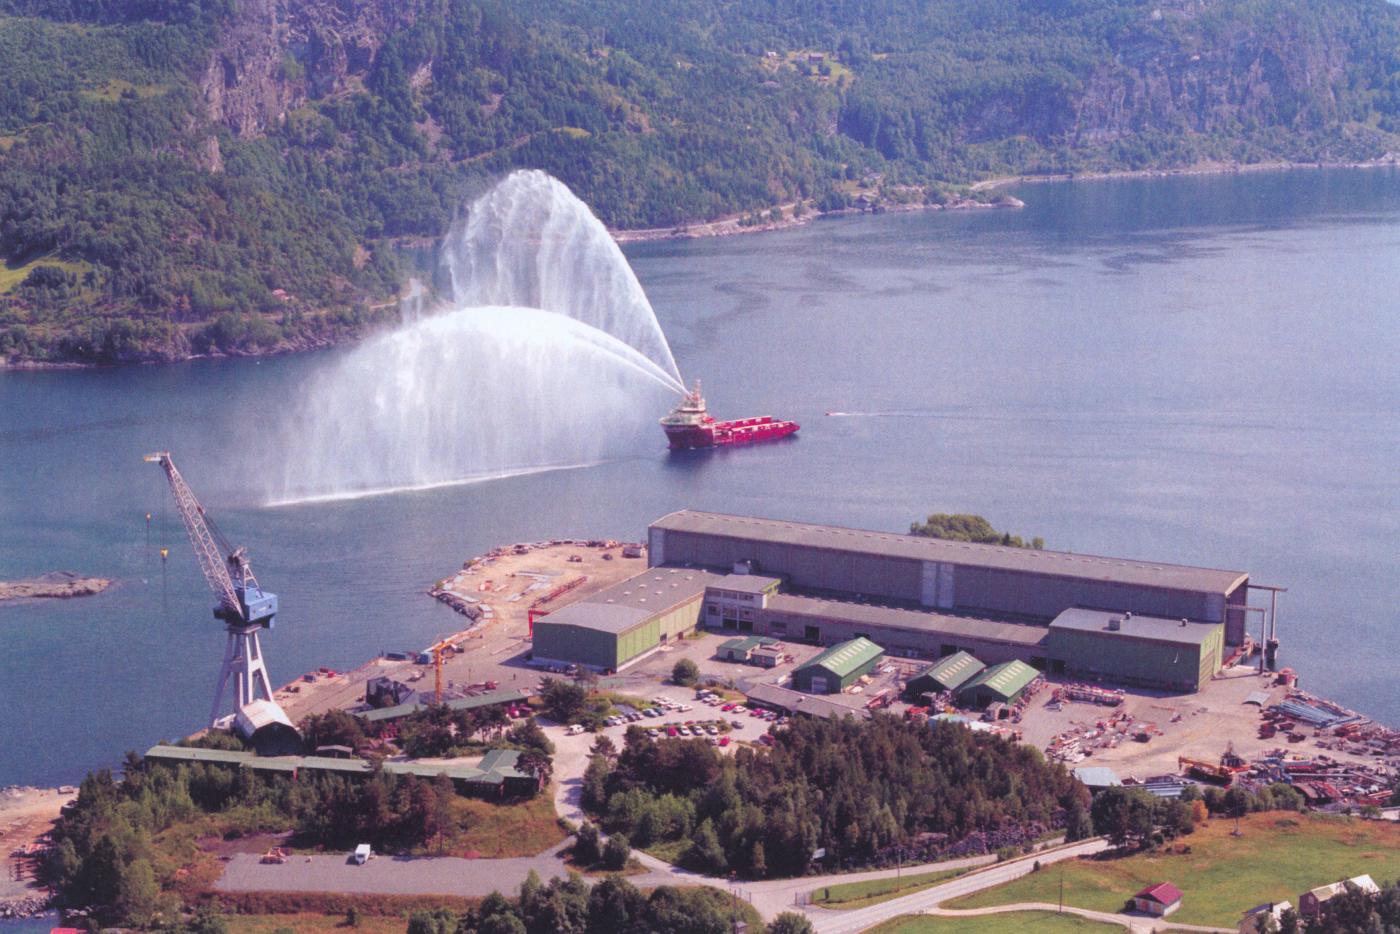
[1045,708,1159,763]
[1241,749,1394,809]
[1052,683,1124,707]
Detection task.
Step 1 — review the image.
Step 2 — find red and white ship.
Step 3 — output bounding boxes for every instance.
[660,381,799,450]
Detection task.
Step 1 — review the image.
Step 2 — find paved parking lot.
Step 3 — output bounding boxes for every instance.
[215,845,574,897]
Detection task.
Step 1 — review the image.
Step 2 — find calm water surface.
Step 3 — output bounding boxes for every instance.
[3,169,1398,791]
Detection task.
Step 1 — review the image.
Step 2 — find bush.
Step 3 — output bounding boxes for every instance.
[602,833,631,871]
[573,822,601,866]
[671,658,699,687]
[766,913,815,934]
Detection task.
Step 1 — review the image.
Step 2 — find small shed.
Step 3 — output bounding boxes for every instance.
[906,651,985,698]
[791,637,884,694]
[750,643,786,668]
[957,659,1039,709]
[1133,882,1183,917]
[234,700,302,757]
[717,636,776,663]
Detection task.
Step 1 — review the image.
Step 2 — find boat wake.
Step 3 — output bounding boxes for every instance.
[266,460,608,508]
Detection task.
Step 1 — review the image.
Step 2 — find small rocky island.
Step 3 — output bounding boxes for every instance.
[0,571,111,603]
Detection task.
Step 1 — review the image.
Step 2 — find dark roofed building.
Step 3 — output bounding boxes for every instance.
[907,651,986,698]
[649,510,1253,643]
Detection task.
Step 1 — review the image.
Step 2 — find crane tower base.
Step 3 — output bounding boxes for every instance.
[212,623,276,727]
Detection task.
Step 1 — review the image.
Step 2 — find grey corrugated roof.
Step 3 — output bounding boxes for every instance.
[1074,766,1122,788]
[652,510,1247,594]
[359,688,528,724]
[1050,608,1222,646]
[535,601,653,634]
[586,566,725,613]
[767,594,1050,647]
[710,575,782,595]
[145,745,252,765]
[744,682,872,721]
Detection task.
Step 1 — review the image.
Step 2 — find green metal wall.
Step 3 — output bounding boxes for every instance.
[534,594,705,671]
[792,655,879,694]
[1047,624,1223,691]
[533,622,624,670]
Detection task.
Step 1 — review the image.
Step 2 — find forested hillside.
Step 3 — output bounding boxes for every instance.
[3,0,1399,364]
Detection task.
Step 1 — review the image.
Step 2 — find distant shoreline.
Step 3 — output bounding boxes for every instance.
[5,158,1396,371]
[609,192,1023,244]
[967,156,1400,193]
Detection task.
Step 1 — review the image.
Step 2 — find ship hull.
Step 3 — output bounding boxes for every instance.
[665,416,799,450]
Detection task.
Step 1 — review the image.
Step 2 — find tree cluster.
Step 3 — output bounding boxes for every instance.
[583,715,1085,878]
[909,513,1044,549]
[405,869,802,934]
[42,756,456,926]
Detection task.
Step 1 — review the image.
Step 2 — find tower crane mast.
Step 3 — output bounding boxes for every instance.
[146,452,280,726]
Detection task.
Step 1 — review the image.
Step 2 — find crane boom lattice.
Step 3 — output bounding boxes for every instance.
[145,451,282,727]
[146,452,242,619]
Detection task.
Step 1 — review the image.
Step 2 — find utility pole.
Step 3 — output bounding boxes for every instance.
[1059,862,1064,913]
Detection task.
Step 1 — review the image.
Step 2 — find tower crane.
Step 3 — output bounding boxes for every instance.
[145,452,282,727]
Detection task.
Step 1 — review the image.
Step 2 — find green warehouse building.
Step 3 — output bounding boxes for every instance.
[906,651,986,700]
[531,568,722,672]
[1047,608,1224,692]
[791,637,884,694]
[957,659,1041,708]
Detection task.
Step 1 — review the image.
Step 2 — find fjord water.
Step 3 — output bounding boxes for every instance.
[3,169,1399,789]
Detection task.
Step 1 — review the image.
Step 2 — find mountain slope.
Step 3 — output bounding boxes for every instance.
[2,0,1398,364]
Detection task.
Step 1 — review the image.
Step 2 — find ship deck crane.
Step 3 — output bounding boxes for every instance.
[145,452,281,727]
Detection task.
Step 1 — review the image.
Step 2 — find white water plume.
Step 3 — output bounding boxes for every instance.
[267,171,685,503]
[441,170,682,387]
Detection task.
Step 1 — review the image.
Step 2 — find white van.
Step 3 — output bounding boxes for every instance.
[353,844,371,865]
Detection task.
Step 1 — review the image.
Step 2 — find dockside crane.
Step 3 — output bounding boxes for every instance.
[145,452,281,727]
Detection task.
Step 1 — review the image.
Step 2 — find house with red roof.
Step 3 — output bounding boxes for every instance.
[1133,882,1183,917]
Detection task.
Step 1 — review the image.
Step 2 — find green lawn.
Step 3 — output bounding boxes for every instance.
[0,257,88,293]
[949,813,1400,928]
[866,911,1121,933]
[811,866,969,909]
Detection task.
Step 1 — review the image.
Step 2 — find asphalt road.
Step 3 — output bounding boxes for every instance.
[809,838,1113,934]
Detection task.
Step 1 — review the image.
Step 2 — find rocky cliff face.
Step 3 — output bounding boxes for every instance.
[1071,3,1348,144]
[200,0,429,138]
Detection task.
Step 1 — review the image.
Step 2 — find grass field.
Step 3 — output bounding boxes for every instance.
[866,911,1121,933]
[812,866,969,909]
[435,787,566,858]
[949,813,1400,927]
[226,912,407,934]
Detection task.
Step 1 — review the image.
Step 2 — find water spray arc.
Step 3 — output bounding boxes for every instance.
[270,171,685,503]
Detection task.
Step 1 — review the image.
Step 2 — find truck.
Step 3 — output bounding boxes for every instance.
[353,844,371,865]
